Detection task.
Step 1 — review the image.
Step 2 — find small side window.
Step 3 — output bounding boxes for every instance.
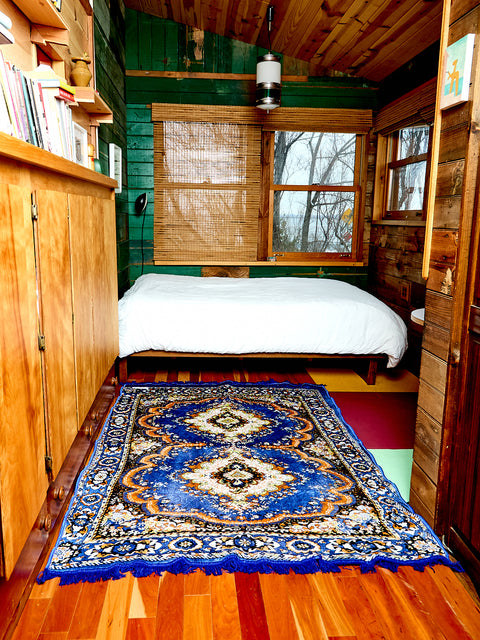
[385,125,432,220]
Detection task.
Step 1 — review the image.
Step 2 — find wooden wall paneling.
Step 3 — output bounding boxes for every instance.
[424,290,452,330]
[429,229,458,263]
[419,350,448,392]
[62,0,90,61]
[422,322,450,361]
[0,0,34,70]
[438,123,470,164]
[426,262,455,295]
[0,182,48,578]
[413,432,440,485]
[435,159,465,199]
[432,194,462,229]
[417,378,445,426]
[35,189,78,479]
[409,463,436,527]
[369,246,425,281]
[415,406,443,458]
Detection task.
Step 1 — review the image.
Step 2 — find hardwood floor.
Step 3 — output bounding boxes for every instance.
[8,359,480,640]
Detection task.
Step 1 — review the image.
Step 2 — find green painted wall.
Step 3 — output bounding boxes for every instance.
[94,0,129,294]
[125,8,378,286]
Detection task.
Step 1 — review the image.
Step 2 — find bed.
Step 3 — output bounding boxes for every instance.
[117,274,408,383]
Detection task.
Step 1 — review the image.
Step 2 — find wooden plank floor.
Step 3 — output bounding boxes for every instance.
[9,359,480,640]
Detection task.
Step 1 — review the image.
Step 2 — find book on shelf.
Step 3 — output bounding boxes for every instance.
[27,65,76,94]
[0,83,13,135]
[40,84,76,104]
[0,53,83,164]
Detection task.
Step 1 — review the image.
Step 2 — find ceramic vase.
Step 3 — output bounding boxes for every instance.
[70,56,92,87]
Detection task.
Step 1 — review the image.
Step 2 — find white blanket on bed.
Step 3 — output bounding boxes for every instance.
[118,274,408,367]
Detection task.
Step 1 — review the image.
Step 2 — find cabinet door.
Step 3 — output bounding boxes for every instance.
[446,292,480,588]
[35,190,78,478]
[0,183,48,578]
[69,193,118,425]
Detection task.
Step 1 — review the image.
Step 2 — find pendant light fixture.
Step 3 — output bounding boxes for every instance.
[256,5,281,111]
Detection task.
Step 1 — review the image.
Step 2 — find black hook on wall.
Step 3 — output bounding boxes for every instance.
[134,193,148,275]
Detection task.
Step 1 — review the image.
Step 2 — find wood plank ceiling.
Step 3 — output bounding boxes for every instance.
[124,0,443,81]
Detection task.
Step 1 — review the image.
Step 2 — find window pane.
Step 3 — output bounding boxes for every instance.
[388,161,427,210]
[398,126,429,159]
[272,190,355,253]
[274,131,356,186]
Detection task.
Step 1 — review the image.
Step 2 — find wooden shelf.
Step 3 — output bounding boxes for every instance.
[371,219,426,227]
[77,0,93,16]
[0,131,117,188]
[13,0,68,29]
[73,86,113,123]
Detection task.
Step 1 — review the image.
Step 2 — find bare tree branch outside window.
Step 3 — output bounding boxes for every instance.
[388,126,430,212]
[272,131,357,254]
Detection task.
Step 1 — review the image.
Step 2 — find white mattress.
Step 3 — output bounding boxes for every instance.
[118,274,408,367]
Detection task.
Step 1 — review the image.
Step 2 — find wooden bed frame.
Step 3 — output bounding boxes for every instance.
[117,351,386,385]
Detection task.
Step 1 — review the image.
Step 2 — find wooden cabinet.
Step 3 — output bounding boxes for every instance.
[0,133,118,578]
[0,181,49,579]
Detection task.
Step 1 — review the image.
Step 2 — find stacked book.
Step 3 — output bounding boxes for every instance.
[0,55,77,161]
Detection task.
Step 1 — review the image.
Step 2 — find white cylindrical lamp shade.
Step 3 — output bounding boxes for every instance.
[256,53,281,110]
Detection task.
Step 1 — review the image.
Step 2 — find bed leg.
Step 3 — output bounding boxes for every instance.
[366,358,377,385]
[118,357,128,383]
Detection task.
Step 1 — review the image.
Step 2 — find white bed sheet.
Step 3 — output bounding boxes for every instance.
[118,274,408,367]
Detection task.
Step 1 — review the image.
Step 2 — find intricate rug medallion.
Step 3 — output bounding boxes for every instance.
[39,382,460,584]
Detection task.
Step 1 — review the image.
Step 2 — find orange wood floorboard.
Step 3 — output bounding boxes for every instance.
[211,573,242,640]
[7,362,480,640]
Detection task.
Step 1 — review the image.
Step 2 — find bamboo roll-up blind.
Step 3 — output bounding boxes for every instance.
[151,104,373,133]
[154,121,261,262]
[373,79,436,134]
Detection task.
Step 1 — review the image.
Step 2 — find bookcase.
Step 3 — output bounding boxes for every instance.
[0,0,112,163]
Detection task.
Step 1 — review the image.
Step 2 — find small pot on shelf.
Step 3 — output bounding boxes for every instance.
[70,55,92,87]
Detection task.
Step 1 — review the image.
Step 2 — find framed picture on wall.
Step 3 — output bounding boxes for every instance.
[72,123,88,167]
[440,34,475,110]
[109,143,122,194]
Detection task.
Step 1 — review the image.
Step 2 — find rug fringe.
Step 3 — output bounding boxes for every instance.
[37,555,463,586]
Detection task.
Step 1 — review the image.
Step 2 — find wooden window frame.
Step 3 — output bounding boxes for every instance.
[262,131,366,262]
[372,80,436,225]
[382,126,433,221]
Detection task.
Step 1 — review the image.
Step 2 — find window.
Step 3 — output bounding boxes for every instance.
[269,131,364,260]
[384,125,431,220]
[151,104,371,265]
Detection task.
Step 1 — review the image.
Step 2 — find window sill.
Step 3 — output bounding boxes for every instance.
[153,260,365,267]
[371,219,426,227]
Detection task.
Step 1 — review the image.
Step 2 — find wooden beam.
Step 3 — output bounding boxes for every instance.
[422,0,451,280]
[126,69,308,81]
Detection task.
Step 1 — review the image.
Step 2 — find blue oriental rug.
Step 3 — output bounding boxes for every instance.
[38,381,460,584]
